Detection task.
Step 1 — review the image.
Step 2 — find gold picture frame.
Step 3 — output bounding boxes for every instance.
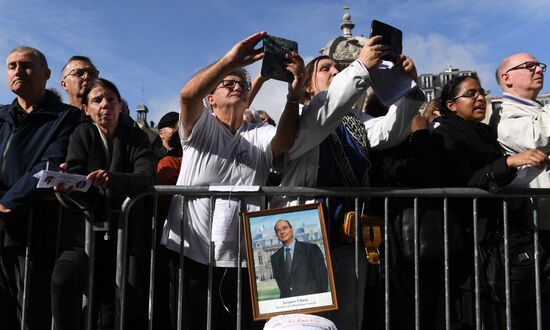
[242,203,338,320]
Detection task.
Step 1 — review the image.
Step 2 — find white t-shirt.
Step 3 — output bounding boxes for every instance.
[162,107,276,267]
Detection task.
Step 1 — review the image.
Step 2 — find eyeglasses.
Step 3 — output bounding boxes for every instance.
[452,88,488,100]
[63,68,100,80]
[216,79,250,91]
[505,61,546,73]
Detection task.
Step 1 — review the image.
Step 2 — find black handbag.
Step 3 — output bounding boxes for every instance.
[479,227,550,304]
[396,207,465,262]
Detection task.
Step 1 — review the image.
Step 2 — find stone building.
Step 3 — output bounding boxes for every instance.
[320,5,371,111]
[418,66,479,102]
[320,5,369,68]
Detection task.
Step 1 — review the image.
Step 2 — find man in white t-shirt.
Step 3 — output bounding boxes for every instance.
[162,31,305,330]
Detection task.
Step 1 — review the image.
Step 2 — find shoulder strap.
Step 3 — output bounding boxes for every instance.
[327,113,370,187]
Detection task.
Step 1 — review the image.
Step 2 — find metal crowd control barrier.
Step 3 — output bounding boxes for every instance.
[0,195,100,330]
[6,187,549,329]
[116,186,550,330]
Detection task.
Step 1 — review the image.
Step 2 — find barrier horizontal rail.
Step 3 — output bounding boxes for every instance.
[134,185,550,199]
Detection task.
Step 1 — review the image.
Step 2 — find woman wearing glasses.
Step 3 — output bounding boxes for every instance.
[51,78,156,330]
[271,37,425,329]
[436,75,547,189]
[435,75,549,328]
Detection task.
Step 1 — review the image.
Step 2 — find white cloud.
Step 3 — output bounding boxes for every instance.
[147,93,180,127]
[143,58,311,126]
[246,56,317,124]
[249,80,288,124]
[405,33,497,93]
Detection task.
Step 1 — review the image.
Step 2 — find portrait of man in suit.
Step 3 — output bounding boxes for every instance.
[270,219,328,298]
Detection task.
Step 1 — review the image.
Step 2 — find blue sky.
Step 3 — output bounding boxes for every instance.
[0,0,548,124]
[249,208,321,237]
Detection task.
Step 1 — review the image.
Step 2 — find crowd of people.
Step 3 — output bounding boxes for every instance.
[0,31,548,330]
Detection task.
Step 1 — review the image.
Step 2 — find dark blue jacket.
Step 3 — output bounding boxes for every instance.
[270,239,329,298]
[0,90,81,218]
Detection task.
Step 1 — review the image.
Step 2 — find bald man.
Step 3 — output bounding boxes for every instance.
[490,53,550,242]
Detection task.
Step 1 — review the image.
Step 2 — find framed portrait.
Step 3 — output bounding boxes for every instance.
[242,203,338,320]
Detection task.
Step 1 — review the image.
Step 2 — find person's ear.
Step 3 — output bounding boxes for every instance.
[446,100,457,112]
[502,72,513,88]
[207,94,215,107]
[44,67,51,81]
[304,84,314,96]
[82,104,90,116]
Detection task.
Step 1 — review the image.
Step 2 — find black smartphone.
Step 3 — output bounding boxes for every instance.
[369,20,402,62]
[261,35,298,83]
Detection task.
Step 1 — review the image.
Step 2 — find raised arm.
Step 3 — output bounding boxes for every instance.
[248,73,268,107]
[286,36,388,160]
[179,32,266,139]
[270,52,305,158]
[362,54,425,150]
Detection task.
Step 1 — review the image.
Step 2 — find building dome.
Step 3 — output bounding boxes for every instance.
[319,5,370,111]
[320,5,368,68]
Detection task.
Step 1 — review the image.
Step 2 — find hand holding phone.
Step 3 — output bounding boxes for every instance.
[261,35,299,82]
[369,20,402,62]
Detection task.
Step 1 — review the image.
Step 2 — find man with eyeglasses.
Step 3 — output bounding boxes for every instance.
[161,31,305,330]
[490,53,550,250]
[60,55,99,109]
[0,46,81,329]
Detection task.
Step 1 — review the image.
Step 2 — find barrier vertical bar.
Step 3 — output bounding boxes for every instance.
[503,200,512,329]
[413,198,420,330]
[84,212,95,330]
[326,197,332,244]
[236,199,244,330]
[443,198,450,330]
[21,208,34,330]
[472,198,481,329]
[52,205,64,330]
[532,199,542,330]
[207,195,214,330]
[354,197,361,330]
[384,197,390,330]
[177,195,186,330]
[118,207,131,329]
[147,193,159,330]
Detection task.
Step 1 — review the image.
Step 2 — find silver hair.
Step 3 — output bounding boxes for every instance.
[243,108,262,123]
[228,67,251,86]
[8,46,48,68]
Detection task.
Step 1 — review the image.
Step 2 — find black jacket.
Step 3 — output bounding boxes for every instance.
[0,91,81,211]
[0,91,81,245]
[65,116,156,211]
[434,113,517,240]
[434,113,516,190]
[270,240,328,298]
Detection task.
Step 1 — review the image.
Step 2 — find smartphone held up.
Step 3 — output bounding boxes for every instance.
[369,20,403,63]
[261,35,299,83]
